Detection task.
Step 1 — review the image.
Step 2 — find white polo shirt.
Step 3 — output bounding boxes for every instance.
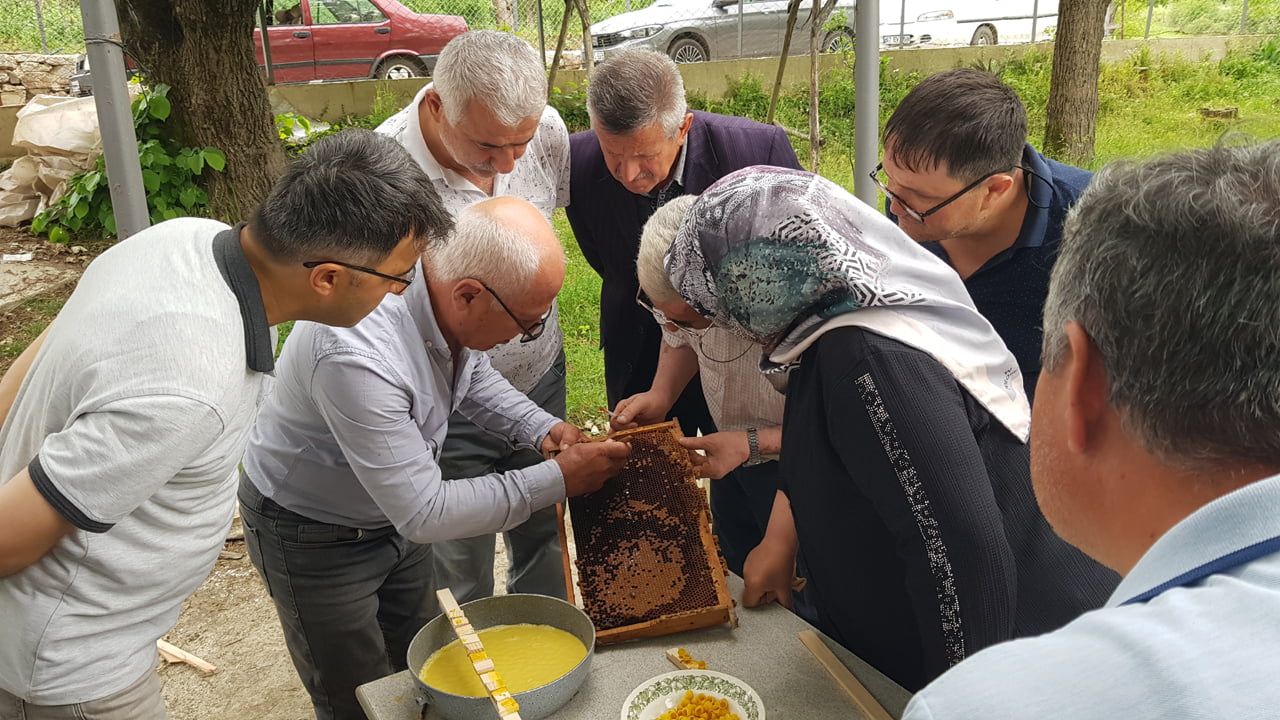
[0,218,275,705]
[376,84,570,393]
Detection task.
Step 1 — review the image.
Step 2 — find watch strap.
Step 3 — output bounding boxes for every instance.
[745,427,762,466]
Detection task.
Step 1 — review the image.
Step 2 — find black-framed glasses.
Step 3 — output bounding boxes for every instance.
[479,280,548,343]
[869,162,1019,223]
[302,260,417,294]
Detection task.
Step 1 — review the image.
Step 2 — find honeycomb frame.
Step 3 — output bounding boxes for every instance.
[559,420,736,644]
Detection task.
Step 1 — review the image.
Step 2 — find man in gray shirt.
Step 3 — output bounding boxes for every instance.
[377,29,573,603]
[239,196,629,720]
[0,129,448,719]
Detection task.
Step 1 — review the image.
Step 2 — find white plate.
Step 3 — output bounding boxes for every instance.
[621,669,765,720]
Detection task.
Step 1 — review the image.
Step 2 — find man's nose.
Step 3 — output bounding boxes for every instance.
[490,148,518,175]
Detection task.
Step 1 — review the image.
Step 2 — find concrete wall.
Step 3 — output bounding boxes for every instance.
[0,35,1262,161]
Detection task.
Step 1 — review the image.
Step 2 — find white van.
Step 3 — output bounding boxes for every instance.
[899,0,1059,46]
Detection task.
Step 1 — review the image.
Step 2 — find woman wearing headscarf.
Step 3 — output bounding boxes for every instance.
[666,166,1118,691]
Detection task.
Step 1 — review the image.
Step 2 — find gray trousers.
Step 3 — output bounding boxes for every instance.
[434,352,567,603]
[238,476,438,720]
[0,667,165,720]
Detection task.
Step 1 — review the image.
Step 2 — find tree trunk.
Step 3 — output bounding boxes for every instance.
[767,0,802,124]
[492,0,516,31]
[117,0,287,223]
[1043,0,1111,164]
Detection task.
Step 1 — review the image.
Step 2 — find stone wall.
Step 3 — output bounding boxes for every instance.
[0,54,77,107]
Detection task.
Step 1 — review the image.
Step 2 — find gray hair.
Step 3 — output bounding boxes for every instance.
[250,129,451,264]
[637,195,698,303]
[433,30,547,126]
[1042,139,1280,469]
[425,203,548,299]
[586,48,688,138]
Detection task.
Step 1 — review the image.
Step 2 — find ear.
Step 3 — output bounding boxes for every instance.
[451,277,485,312]
[307,264,344,298]
[980,171,1017,209]
[1061,321,1109,455]
[676,112,694,143]
[422,88,446,123]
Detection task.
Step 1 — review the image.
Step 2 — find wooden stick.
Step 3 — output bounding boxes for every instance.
[436,588,522,720]
[555,503,576,605]
[798,631,893,720]
[156,639,216,674]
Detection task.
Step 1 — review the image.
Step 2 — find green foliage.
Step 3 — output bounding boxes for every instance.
[0,0,83,52]
[31,84,224,241]
[552,210,608,428]
[549,82,591,133]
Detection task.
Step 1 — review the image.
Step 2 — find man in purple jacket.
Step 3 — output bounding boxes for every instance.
[566,47,802,580]
[567,48,802,430]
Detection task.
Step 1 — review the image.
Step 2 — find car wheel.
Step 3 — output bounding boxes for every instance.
[823,27,855,53]
[668,37,708,64]
[377,56,425,80]
[970,25,997,46]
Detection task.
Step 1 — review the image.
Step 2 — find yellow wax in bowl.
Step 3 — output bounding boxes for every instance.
[419,623,588,698]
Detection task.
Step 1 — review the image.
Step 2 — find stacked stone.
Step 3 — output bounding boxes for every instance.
[0,54,78,106]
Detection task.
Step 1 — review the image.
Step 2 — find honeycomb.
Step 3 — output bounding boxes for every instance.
[566,421,734,639]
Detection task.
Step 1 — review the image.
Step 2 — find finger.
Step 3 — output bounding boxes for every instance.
[742,586,774,608]
[678,436,710,450]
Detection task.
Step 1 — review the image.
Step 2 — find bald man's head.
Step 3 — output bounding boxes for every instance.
[424,197,566,351]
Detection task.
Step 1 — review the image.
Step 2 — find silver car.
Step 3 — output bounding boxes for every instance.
[588,0,952,63]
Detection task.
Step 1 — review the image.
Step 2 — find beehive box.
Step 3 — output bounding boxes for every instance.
[560,420,736,644]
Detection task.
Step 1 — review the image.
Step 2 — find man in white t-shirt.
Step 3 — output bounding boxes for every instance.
[376,30,572,603]
[0,129,452,719]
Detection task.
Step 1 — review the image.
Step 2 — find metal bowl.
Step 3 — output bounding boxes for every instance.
[407,593,596,720]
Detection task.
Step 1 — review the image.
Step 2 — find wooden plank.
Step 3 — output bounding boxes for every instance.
[155,639,216,674]
[798,631,894,720]
[436,588,522,720]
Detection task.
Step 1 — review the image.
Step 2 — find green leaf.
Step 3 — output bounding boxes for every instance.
[142,169,161,193]
[73,199,89,219]
[49,225,69,244]
[103,213,117,237]
[186,151,205,175]
[82,170,102,193]
[148,95,171,121]
[163,208,180,220]
[179,186,198,209]
[203,147,226,172]
[31,213,47,234]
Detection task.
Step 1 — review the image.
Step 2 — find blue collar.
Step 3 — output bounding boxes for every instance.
[1010,144,1055,251]
[1109,473,1280,607]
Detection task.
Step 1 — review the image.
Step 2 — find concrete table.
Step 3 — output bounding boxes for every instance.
[358,575,911,720]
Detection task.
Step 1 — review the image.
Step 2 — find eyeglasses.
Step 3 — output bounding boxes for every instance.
[869,162,1019,223]
[635,289,750,364]
[479,280,548,343]
[636,289,701,331]
[302,260,417,294]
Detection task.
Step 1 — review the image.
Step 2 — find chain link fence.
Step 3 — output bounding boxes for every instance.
[0,0,1271,73]
[0,0,83,54]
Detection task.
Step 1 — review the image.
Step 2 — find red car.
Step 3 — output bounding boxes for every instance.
[258,0,469,82]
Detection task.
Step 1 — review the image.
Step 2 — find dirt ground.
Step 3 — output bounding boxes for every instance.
[158,518,514,720]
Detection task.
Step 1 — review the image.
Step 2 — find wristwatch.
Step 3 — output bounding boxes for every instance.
[744,427,763,467]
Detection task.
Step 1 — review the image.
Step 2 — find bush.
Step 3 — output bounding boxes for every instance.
[31,84,224,241]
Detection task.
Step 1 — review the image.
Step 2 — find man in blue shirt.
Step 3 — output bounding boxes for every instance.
[874,69,1092,402]
[903,140,1280,720]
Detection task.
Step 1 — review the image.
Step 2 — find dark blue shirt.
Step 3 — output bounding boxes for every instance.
[890,144,1092,403]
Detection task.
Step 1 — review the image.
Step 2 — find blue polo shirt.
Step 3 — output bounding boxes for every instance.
[891,145,1092,403]
[902,472,1280,719]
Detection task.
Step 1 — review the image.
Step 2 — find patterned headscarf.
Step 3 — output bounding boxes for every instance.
[667,166,1029,440]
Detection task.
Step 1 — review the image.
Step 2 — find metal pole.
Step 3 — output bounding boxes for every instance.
[1145,0,1154,38]
[34,0,49,54]
[536,0,546,61]
[79,0,149,239]
[737,0,743,59]
[1240,0,1249,34]
[853,0,878,205]
[259,3,276,86]
[899,0,905,46]
[1030,0,1038,41]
